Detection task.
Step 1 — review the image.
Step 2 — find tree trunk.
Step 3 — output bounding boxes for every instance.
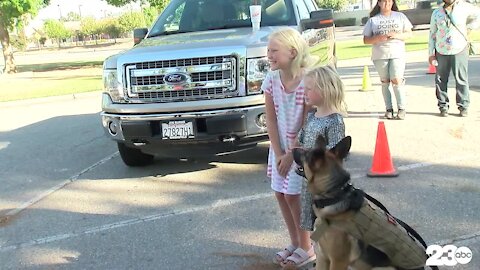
[0,19,17,74]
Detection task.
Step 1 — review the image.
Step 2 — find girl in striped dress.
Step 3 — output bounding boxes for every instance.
[262,28,316,268]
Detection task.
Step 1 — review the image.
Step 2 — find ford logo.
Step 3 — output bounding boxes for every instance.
[163,73,190,85]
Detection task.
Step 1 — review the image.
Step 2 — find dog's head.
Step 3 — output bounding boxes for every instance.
[293,136,352,196]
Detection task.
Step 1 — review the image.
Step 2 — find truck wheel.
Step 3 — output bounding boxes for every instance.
[117,143,154,166]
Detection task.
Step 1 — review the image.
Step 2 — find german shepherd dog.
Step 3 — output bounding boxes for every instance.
[293,135,431,270]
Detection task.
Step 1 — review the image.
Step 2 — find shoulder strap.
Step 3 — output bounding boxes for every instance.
[443,5,469,42]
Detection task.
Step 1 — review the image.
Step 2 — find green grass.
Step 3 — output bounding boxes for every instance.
[0,75,101,102]
[337,34,429,60]
[337,30,480,60]
[17,60,103,73]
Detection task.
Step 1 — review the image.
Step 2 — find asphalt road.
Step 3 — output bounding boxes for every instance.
[0,52,479,270]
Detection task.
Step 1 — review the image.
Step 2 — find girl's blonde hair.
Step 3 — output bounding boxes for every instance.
[269,28,313,78]
[306,65,347,114]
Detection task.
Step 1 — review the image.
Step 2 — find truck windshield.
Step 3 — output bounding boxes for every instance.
[148,0,296,37]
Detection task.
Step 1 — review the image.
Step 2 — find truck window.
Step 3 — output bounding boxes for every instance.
[148,0,296,37]
[304,0,317,12]
[296,0,310,20]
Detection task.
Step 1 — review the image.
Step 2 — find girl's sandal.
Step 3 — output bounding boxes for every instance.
[281,246,316,269]
[273,244,297,265]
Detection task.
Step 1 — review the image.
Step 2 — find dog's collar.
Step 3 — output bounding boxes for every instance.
[313,183,353,208]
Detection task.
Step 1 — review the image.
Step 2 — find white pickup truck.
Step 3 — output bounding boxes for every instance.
[101,0,336,166]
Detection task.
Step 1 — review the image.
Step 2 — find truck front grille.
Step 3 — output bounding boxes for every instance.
[125,56,237,102]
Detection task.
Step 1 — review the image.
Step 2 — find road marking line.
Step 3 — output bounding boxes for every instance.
[349,155,475,179]
[0,193,272,252]
[435,231,480,246]
[4,152,119,217]
[0,154,476,252]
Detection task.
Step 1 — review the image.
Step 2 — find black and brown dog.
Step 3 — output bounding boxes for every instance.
[293,135,435,270]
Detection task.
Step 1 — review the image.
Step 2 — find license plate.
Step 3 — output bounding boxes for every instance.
[161,120,194,139]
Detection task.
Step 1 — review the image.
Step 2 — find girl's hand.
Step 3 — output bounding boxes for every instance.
[387,32,397,39]
[376,35,389,43]
[277,152,293,178]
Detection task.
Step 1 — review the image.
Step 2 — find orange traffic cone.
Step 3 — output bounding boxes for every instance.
[367,121,399,177]
[427,63,436,74]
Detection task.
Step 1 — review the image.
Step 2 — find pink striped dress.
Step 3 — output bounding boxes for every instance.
[262,70,305,195]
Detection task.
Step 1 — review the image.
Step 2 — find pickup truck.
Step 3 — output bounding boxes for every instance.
[101,0,336,166]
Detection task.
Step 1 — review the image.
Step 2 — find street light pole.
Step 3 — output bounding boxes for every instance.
[78,5,82,19]
[57,4,62,20]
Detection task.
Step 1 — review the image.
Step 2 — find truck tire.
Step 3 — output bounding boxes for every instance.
[117,142,154,166]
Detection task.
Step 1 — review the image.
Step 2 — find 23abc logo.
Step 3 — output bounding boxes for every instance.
[426,245,473,266]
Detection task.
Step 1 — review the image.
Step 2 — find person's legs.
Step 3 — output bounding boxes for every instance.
[451,48,470,115]
[284,194,311,251]
[389,58,407,119]
[282,194,315,267]
[435,53,452,114]
[374,60,393,116]
[274,192,299,262]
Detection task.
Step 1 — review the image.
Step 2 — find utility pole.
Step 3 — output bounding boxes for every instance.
[57,4,62,20]
[79,5,83,19]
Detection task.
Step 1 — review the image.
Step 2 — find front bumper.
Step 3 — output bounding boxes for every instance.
[101,100,268,157]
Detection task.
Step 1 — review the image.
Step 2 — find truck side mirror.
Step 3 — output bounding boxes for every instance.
[133,28,149,45]
[300,9,334,31]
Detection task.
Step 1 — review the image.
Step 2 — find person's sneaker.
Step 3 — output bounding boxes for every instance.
[385,109,394,119]
[396,109,406,120]
[459,108,468,117]
[440,109,448,117]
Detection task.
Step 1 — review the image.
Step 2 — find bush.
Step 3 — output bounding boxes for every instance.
[10,35,27,51]
[335,18,357,27]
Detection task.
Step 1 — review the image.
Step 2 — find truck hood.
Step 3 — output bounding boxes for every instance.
[133,27,274,52]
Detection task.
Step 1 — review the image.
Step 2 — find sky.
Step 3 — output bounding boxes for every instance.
[36,0,140,20]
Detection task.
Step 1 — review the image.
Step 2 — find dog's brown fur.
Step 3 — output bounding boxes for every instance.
[294,136,406,270]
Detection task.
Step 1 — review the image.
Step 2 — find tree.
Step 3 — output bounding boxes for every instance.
[315,0,348,11]
[64,11,81,22]
[0,0,49,73]
[105,0,170,10]
[118,11,147,34]
[44,19,71,48]
[143,6,160,27]
[80,16,99,44]
[102,18,123,43]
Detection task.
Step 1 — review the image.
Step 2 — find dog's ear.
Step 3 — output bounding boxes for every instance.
[292,148,306,166]
[315,135,327,150]
[330,136,352,160]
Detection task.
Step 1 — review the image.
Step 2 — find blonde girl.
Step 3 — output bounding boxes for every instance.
[296,65,346,252]
[262,28,316,268]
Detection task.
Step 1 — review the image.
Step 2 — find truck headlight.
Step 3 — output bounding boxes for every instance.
[247,57,270,95]
[103,69,123,102]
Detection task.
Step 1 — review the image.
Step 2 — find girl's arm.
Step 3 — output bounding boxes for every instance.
[265,93,283,158]
[387,30,412,41]
[363,35,388,45]
[290,103,311,151]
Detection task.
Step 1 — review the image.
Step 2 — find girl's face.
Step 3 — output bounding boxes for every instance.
[304,76,323,107]
[378,0,394,12]
[267,38,295,71]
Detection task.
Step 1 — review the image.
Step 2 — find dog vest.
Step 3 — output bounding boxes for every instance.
[311,201,427,269]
